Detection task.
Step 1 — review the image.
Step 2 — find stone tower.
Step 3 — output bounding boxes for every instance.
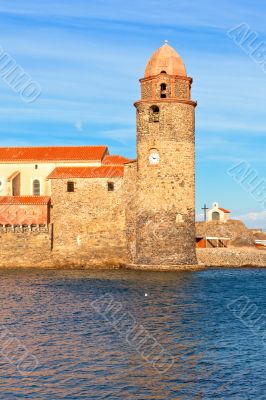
[134,41,197,266]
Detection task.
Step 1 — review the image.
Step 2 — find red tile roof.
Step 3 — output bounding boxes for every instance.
[47,166,124,179]
[103,155,134,165]
[0,197,50,225]
[219,207,230,214]
[0,196,51,205]
[0,146,108,162]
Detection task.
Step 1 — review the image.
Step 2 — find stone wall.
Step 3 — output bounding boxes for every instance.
[134,97,197,265]
[50,177,128,266]
[124,162,137,262]
[0,229,52,268]
[141,80,153,100]
[197,248,266,267]
[134,70,197,266]
[140,74,191,101]
[174,77,191,99]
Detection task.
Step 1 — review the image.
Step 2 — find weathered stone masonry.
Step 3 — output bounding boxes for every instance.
[133,101,196,265]
[0,227,52,268]
[51,177,128,265]
[133,66,196,265]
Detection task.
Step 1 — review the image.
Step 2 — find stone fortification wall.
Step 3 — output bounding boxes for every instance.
[50,177,128,266]
[197,248,266,267]
[0,227,52,268]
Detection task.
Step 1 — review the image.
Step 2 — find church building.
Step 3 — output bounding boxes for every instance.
[0,41,197,269]
[207,202,231,222]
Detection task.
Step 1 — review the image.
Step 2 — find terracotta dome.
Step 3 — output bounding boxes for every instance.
[144,41,187,78]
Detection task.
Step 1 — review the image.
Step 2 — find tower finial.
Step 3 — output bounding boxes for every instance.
[164,39,169,45]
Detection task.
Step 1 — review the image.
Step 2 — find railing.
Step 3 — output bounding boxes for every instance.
[0,224,50,233]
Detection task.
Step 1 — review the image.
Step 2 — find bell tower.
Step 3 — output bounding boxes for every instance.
[134,41,197,266]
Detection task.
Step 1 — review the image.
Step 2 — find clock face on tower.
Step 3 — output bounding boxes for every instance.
[149,151,160,165]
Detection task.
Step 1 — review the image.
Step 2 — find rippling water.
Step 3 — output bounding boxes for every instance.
[0,268,266,399]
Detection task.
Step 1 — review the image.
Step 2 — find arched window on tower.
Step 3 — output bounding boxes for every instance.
[33,179,40,196]
[149,105,160,122]
[160,83,167,98]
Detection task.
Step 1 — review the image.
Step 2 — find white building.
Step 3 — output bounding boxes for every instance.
[207,202,231,222]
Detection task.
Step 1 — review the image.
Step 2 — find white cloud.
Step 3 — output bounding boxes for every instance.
[0,0,265,33]
[236,211,266,230]
[74,121,83,131]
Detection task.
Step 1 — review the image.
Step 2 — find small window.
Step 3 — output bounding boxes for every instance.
[35,165,38,170]
[67,181,75,192]
[149,105,160,122]
[160,83,167,98]
[108,182,114,192]
[151,105,159,113]
[161,71,166,74]
[33,179,40,196]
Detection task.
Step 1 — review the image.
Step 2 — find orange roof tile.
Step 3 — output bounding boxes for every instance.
[219,207,230,214]
[47,166,124,179]
[0,196,51,205]
[0,146,108,162]
[103,155,134,165]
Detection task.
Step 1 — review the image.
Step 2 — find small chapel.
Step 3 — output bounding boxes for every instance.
[0,41,197,269]
[207,202,231,222]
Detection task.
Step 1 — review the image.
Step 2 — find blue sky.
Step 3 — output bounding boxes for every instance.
[0,0,265,227]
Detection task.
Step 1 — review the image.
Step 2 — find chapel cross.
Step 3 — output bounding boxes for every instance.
[201,204,209,222]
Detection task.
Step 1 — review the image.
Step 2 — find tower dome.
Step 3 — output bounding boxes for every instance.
[144,41,187,78]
